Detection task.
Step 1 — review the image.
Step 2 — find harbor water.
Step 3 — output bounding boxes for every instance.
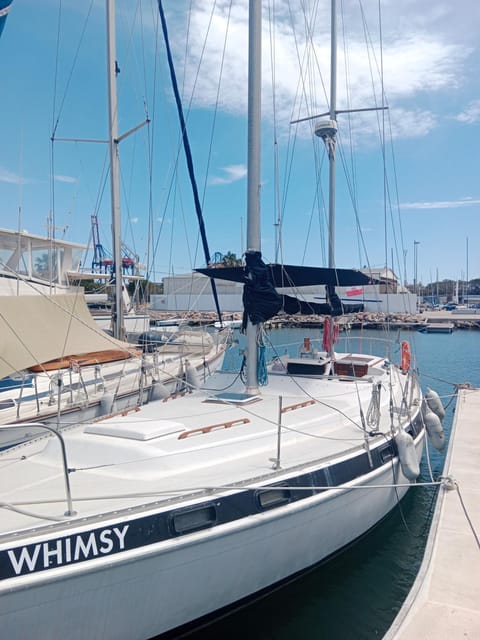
[166,327,480,640]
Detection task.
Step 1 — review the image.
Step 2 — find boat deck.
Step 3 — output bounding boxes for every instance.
[0,364,414,536]
[384,386,480,640]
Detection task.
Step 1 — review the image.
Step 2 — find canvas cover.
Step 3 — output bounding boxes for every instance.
[196,263,379,287]
[0,294,132,379]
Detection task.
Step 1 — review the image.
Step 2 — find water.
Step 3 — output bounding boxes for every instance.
[172,327,480,640]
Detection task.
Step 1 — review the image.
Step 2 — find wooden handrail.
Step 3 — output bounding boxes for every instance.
[281,399,316,414]
[178,417,250,439]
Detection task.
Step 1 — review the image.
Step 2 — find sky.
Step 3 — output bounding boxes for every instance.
[1,0,479,286]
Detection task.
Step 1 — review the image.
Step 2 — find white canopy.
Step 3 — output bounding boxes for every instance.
[0,294,133,379]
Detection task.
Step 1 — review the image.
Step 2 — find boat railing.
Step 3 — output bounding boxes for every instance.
[0,422,76,517]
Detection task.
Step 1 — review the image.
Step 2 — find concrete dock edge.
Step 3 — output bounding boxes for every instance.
[383,386,480,640]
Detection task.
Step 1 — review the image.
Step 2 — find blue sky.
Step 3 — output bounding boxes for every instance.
[1,0,479,285]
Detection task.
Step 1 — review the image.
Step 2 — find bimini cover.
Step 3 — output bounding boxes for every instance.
[196,262,379,287]
[199,253,366,325]
[0,294,133,379]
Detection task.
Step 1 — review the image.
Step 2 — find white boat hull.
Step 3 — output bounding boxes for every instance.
[0,434,423,639]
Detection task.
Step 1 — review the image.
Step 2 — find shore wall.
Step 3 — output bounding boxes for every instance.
[146,309,480,331]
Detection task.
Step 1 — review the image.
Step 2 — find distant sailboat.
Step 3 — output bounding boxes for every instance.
[0,0,230,441]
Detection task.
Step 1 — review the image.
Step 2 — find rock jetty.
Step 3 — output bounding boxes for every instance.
[146,309,480,331]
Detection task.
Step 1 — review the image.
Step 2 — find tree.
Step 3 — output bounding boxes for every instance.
[127,279,163,303]
[221,251,243,267]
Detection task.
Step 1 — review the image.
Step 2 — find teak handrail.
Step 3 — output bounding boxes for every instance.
[179,417,250,439]
[281,399,316,414]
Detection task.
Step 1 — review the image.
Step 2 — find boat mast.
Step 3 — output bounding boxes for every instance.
[245,0,262,394]
[327,0,337,269]
[106,0,124,341]
[315,0,338,358]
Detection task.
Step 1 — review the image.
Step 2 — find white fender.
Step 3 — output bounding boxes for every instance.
[100,392,115,415]
[424,408,446,452]
[185,361,201,390]
[394,430,420,481]
[149,380,170,401]
[425,387,446,421]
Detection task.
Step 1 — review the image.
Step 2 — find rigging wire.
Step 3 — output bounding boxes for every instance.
[176,1,219,272]
[49,0,96,274]
[357,0,411,314]
[157,0,223,323]
[267,0,283,263]
[197,2,233,211]
[284,0,329,266]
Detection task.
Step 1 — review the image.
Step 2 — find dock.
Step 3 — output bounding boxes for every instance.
[384,386,480,640]
[419,322,454,334]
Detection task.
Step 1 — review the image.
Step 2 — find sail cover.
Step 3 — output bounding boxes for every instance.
[0,1,13,38]
[242,252,283,325]
[196,263,378,287]
[211,253,366,326]
[0,294,133,379]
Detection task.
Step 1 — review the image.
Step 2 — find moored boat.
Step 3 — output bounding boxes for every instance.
[0,1,430,637]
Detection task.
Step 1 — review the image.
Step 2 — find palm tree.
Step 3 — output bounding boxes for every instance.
[221,251,243,267]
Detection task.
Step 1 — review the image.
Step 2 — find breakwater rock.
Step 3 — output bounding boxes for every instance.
[146,309,480,331]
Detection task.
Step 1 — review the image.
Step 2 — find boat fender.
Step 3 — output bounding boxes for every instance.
[100,392,116,415]
[424,408,446,452]
[394,429,420,480]
[185,361,201,390]
[400,340,411,373]
[425,387,446,421]
[149,380,170,401]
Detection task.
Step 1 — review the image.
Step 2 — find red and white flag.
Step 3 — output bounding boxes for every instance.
[346,287,363,297]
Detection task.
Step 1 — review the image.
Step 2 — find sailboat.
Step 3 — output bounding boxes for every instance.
[0,2,443,638]
[0,1,230,442]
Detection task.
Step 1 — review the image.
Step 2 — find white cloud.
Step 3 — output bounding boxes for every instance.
[54,174,78,184]
[456,100,480,124]
[387,108,438,139]
[0,167,24,184]
[174,1,471,143]
[402,198,480,210]
[210,164,247,185]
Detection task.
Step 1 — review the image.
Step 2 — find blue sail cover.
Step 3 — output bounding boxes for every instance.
[0,1,13,38]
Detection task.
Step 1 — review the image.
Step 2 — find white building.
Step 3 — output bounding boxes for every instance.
[151,268,418,315]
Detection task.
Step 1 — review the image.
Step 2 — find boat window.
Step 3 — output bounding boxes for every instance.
[256,488,291,510]
[379,444,394,463]
[0,399,15,410]
[169,504,217,535]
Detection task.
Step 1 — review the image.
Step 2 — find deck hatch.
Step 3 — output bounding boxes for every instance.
[205,392,261,405]
[84,419,186,440]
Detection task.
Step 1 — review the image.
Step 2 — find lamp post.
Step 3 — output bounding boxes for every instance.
[466,236,469,307]
[413,241,420,307]
[403,249,408,287]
